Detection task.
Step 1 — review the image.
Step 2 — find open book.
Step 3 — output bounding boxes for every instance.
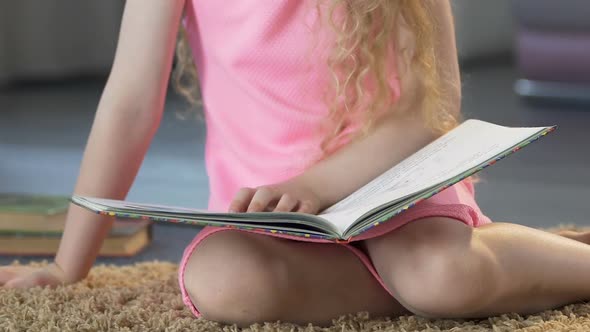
[72,120,555,241]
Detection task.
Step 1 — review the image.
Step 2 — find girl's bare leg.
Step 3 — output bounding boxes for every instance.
[183,230,409,327]
[557,229,590,244]
[365,218,590,318]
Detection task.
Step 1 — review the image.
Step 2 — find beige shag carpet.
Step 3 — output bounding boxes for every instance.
[2,227,590,331]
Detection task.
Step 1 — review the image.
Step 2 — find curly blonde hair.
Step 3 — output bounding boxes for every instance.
[173,0,459,156]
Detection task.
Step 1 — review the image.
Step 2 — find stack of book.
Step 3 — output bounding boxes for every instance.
[0,193,152,256]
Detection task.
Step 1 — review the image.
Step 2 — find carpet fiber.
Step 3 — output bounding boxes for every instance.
[2,229,590,331]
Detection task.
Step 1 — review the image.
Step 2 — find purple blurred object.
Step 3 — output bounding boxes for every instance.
[517,28,590,84]
[512,0,590,101]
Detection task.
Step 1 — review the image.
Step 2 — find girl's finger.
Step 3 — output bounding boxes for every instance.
[0,268,17,286]
[273,194,298,212]
[228,187,256,212]
[247,187,277,212]
[3,276,30,289]
[4,272,54,289]
[297,200,318,214]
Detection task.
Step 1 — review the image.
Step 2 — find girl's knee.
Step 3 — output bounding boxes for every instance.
[372,218,500,317]
[183,231,292,324]
[395,247,499,317]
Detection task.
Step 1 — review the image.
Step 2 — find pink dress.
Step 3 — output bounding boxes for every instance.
[178,0,492,317]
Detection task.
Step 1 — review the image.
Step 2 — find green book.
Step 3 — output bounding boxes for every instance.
[0,194,69,215]
[0,193,150,236]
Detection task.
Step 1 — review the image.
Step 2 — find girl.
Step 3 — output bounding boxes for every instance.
[1,0,589,328]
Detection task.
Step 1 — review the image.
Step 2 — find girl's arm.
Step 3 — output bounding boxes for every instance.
[230,0,460,213]
[296,1,461,210]
[54,0,185,282]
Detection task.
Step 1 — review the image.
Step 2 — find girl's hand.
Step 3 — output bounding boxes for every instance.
[228,181,322,214]
[0,263,70,289]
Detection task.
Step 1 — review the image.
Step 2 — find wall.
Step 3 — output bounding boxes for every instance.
[452,0,515,60]
[0,1,515,84]
[0,1,123,84]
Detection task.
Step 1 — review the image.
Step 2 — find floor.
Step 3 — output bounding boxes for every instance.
[1,62,589,266]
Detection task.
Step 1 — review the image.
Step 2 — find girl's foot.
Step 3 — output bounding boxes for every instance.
[558,230,590,245]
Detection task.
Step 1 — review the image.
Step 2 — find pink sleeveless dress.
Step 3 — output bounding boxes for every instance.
[178,0,492,317]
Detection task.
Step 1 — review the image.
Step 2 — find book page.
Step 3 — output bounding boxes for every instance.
[319,120,548,234]
[80,197,211,214]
